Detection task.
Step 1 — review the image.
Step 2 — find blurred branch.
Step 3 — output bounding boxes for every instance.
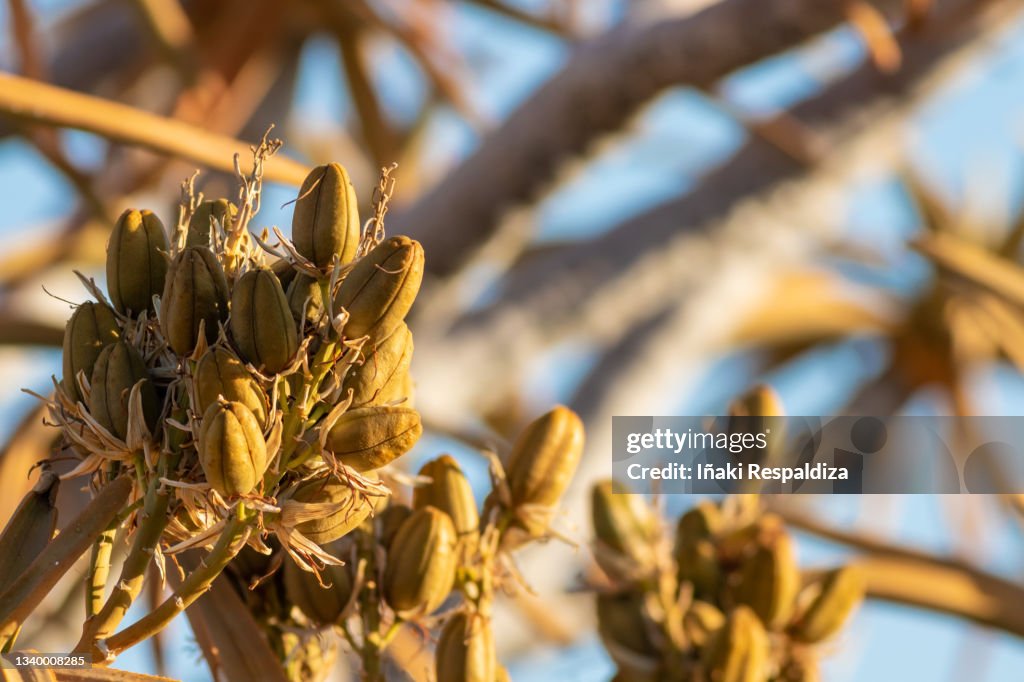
[0,403,56,528]
[0,73,310,185]
[129,0,198,82]
[0,312,63,346]
[394,0,906,276]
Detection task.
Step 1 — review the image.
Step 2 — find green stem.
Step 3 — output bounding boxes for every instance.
[0,477,133,646]
[85,527,116,619]
[99,509,252,661]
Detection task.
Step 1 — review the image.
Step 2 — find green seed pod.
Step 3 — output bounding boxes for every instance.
[676,539,721,598]
[288,477,377,545]
[790,566,866,643]
[186,198,237,248]
[324,405,422,472]
[733,531,799,630]
[434,613,497,682]
[591,480,660,582]
[506,405,585,508]
[197,400,268,497]
[89,340,159,439]
[194,347,269,427]
[292,163,360,269]
[0,472,58,587]
[106,209,169,315]
[382,506,457,617]
[596,592,658,659]
[414,455,479,540]
[701,605,769,682]
[160,246,230,355]
[61,301,119,404]
[332,236,424,342]
[343,323,413,407]
[683,601,725,649]
[230,267,299,373]
[283,559,354,626]
[377,504,413,551]
[271,257,297,291]
[286,273,325,327]
[674,501,722,551]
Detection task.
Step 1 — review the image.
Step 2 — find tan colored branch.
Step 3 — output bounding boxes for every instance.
[0,73,310,186]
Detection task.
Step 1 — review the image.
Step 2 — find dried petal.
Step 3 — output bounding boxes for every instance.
[107,208,169,315]
[287,476,376,545]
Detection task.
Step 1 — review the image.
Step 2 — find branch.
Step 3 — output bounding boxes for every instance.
[0,73,310,186]
[393,0,906,276]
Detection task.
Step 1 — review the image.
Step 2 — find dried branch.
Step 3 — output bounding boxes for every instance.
[392,0,907,276]
[0,73,310,186]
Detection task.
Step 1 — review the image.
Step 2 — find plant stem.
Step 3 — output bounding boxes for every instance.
[99,509,252,661]
[85,527,116,618]
[0,476,133,646]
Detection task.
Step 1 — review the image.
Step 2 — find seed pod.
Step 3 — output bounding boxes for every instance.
[777,656,821,682]
[89,340,159,439]
[343,323,413,407]
[230,267,299,373]
[676,538,721,598]
[377,504,413,551]
[0,472,58,587]
[107,208,169,315]
[435,613,497,682]
[596,592,658,659]
[288,477,377,545]
[414,455,479,539]
[591,480,660,581]
[286,273,325,327]
[187,199,237,248]
[683,601,725,649]
[325,405,422,472]
[271,257,297,290]
[292,163,360,268]
[198,400,268,497]
[733,531,799,630]
[790,566,866,643]
[283,559,354,625]
[160,246,230,355]
[194,347,269,427]
[382,506,457,617]
[332,236,424,342]
[61,301,119,404]
[506,405,585,509]
[701,606,769,682]
[674,501,722,551]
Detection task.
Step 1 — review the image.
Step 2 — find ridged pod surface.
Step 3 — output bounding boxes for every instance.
[332,236,424,342]
[89,340,159,439]
[292,163,360,269]
[186,199,236,248]
[194,347,269,427]
[343,323,413,407]
[701,606,769,682]
[288,477,376,545]
[377,504,413,551]
[106,209,169,315]
[230,267,299,374]
[414,455,478,540]
[324,406,422,472]
[286,273,325,327]
[160,246,230,355]
[596,592,658,659]
[198,400,268,497]
[61,301,119,404]
[506,405,584,508]
[283,559,354,626]
[591,480,660,580]
[790,566,866,643]
[733,532,799,630]
[434,612,497,682]
[382,506,457,617]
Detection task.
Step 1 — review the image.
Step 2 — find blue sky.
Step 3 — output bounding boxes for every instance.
[3,2,1024,680]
